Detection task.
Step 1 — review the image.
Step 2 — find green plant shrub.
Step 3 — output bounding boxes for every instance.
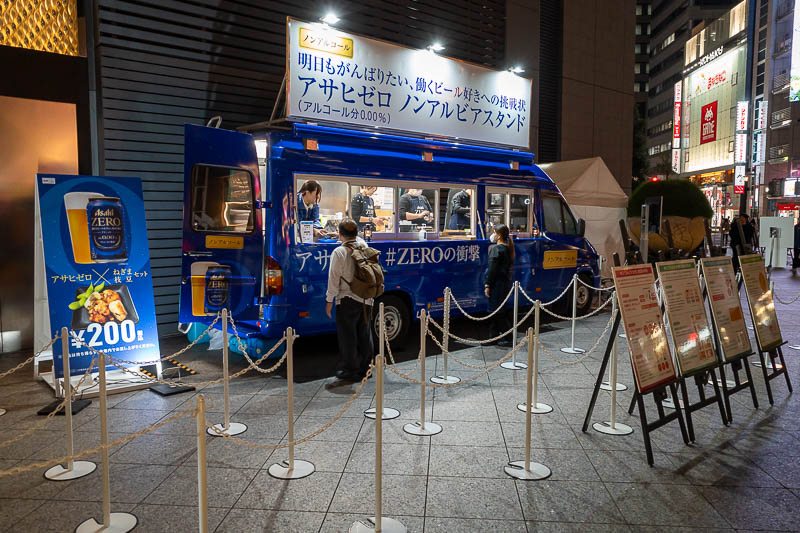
[627,179,713,219]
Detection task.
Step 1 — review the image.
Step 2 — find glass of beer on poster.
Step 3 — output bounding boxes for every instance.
[64,191,100,264]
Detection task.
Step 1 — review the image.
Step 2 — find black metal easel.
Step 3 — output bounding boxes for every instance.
[701,278,759,423]
[583,253,689,466]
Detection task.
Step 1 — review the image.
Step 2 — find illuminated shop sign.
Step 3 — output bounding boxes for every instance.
[286,18,533,148]
[700,101,718,144]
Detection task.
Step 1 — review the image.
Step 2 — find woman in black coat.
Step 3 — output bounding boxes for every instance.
[485,224,515,346]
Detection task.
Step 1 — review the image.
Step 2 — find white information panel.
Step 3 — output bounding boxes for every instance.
[760,216,795,268]
[700,257,751,361]
[739,254,783,352]
[612,265,677,394]
[656,260,717,376]
[286,18,532,148]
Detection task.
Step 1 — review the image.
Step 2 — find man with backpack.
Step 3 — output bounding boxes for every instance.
[325,219,384,382]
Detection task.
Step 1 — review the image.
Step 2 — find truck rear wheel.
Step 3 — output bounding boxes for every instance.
[373,294,411,349]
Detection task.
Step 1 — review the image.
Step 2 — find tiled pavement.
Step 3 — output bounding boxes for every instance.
[0,269,799,532]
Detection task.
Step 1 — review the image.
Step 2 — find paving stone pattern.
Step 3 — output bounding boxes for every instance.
[0,269,798,531]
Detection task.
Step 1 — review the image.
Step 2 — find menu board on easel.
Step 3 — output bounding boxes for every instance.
[656,260,717,376]
[739,254,783,352]
[700,257,752,361]
[612,265,677,393]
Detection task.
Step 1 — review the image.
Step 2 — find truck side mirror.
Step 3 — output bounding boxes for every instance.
[577,218,586,238]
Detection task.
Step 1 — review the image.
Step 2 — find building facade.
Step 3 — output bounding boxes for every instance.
[1,0,636,339]
[646,0,739,174]
[674,1,749,227]
[761,0,800,219]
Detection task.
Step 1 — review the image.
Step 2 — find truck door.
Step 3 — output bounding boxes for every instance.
[178,124,263,324]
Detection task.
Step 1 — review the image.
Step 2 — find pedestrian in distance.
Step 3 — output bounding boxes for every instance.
[485,224,515,347]
[325,219,384,384]
[793,220,800,275]
[729,213,754,272]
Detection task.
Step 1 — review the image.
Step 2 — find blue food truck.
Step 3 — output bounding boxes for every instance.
[179,123,599,354]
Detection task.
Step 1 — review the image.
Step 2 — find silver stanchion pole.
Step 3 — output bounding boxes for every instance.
[196,395,209,533]
[431,288,460,384]
[517,301,552,414]
[269,327,316,478]
[505,327,551,481]
[45,327,97,481]
[350,352,407,533]
[208,309,247,436]
[593,295,633,436]
[404,309,441,436]
[754,280,783,370]
[76,348,137,533]
[601,291,628,391]
[502,281,527,370]
[561,274,586,354]
[365,303,400,420]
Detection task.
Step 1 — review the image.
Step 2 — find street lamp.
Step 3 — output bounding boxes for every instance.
[508,66,525,74]
[320,13,340,25]
[427,42,445,53]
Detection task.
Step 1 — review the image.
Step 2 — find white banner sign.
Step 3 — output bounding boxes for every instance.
[286,19,533,148]
[735,133,747,164]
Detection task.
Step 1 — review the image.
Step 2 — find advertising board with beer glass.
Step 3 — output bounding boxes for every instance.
[37,174,160,378]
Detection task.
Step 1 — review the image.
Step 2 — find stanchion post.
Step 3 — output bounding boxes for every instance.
[45,329,97,481]
[513,282,519,367]
[561,274,585,354]
[375,350,383,533]
[196,395,208,533]
[208,310,247,436]
[502,282,527,370]
[430,289,460,385]
[365,304,401,420]
[222,308,230,431]
[610,297,618,430]
[592,295,633,436]
[351,333,407,532]
[404,310,442,436]
[505,326,551,481]
[269,328,315,478]
[75,349,137,532]
[517,301,552,414]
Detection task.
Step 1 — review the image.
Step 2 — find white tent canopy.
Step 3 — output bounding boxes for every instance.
[538,157,629,277]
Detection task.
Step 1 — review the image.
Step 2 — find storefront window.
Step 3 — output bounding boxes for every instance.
[398,187,436,232]
[296,177,349,236]
[190,165,254,233]
[440,187,474,234]
[349,184,395,234]
[509,193,531,233]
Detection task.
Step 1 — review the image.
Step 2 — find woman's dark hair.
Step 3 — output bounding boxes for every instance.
[495,224,515,262]
[299,180,322,200]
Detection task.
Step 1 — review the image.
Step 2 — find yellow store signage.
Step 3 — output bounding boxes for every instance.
[542,250,577,269]
[206,235,244,250]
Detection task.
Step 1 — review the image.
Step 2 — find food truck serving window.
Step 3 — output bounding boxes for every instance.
[190,165,255,234]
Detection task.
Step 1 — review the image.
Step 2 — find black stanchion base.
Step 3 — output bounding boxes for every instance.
[150,384,196,397]
[37,399,91,416]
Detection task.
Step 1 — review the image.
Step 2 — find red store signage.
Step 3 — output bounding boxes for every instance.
[700,101,717,145]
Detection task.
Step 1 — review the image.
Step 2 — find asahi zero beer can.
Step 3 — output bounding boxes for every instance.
[205,265,231,314]
[87,197,127,263]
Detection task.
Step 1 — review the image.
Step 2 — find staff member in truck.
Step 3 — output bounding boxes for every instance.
[447,188,471,230]
[351,185,389,233]
[399,188,433,231]
[297,180,330,239]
